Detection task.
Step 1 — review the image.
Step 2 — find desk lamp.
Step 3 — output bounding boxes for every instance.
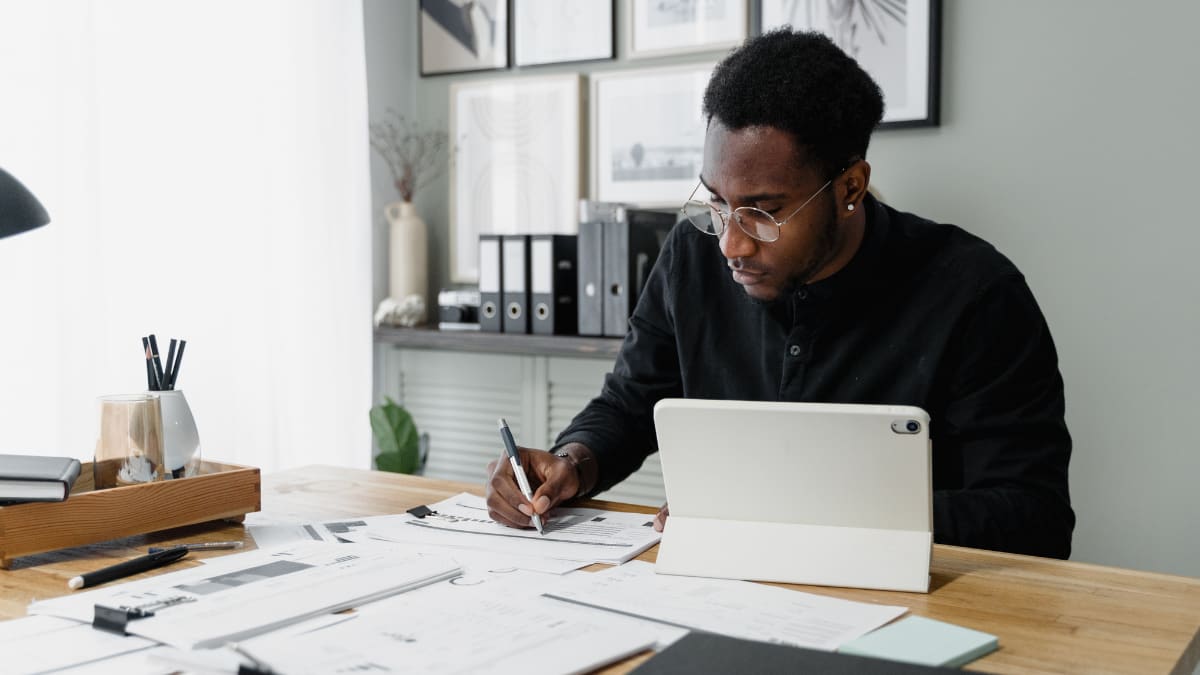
[0,167,50,239]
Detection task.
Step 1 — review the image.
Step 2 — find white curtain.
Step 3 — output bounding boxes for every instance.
[0,1,372,472]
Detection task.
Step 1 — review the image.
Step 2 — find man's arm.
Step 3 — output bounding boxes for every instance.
[932,273,1074,558]
[551,224,687,497]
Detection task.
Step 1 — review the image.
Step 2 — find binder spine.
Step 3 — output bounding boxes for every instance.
[531,234,578,335]
[501,235,531,334]
[478,235,504,332]
[577,220,605,336]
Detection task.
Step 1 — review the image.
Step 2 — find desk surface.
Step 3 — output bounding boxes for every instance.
[3,465,1198,675]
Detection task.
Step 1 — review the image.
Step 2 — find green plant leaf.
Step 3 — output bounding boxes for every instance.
[370,396,420,474]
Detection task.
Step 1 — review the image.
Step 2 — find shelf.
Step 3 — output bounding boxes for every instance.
[374,326,622,359]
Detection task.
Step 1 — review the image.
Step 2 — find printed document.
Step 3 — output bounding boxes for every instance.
[0,614,156,674]
[27,541,461,650]
[237,589,655,675]
[544,560,907,651]
[365,492,660,564]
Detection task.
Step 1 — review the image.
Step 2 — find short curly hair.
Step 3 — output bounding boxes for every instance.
[703,29,885,179]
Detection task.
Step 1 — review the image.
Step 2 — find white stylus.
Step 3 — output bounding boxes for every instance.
[498,418,544,535]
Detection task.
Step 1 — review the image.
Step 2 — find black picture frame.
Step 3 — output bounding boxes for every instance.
[756,0,942,128]
[419,0,510,77]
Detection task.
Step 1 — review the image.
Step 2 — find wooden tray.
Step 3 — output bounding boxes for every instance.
[0,460,260,568]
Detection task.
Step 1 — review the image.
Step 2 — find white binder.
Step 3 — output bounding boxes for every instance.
[652,399,933,593]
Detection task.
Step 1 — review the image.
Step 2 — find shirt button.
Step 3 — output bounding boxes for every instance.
[796,288,809,300]
[789,344,801,357]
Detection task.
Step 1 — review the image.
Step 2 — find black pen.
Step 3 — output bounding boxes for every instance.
[148,334,165,390]
[67,547,189,590]
[148,541,244,554]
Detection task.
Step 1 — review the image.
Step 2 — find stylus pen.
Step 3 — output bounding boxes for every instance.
[148,541,244,554]
[498,418,544,535]
[67,547,189,590]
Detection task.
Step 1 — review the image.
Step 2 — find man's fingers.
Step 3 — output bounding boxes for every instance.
[485,454,533,528]
[652,503,670,532]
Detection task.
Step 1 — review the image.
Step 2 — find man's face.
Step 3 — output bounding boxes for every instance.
[699,120,843,302]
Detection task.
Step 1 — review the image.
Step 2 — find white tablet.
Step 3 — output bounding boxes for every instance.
[652,399,932,592]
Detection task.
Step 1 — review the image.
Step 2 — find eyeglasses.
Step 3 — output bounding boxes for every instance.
[680,177,834,243]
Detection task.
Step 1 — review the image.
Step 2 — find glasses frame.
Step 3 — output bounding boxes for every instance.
[681,170,844,243]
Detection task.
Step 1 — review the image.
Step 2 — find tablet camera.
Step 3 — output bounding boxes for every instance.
[892,419,922,434]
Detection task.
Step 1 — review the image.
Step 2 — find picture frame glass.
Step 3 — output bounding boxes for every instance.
[451,76,582,282]
[514,0,614,67]
[760,0,938,125]
[591,65,714,206]
[629,0,747,57]
[420,0,509,76]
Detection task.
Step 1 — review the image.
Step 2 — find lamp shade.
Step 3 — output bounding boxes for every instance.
[0,167,50,239]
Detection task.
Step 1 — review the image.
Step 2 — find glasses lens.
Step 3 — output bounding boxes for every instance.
[683,201,722,236]
[734,208,780,242]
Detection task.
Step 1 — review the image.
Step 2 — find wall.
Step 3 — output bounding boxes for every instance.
[364,2,1200,577]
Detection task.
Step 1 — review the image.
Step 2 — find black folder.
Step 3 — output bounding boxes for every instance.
[631,632,961,675]
[501,234,531,334]
[577,220,605,336]
[478,234,503,332]
[602,209,676,337]
[530,234,578,335]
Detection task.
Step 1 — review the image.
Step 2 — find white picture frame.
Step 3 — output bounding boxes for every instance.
[627,0,747,58]
[449,74,583,283]
[759,0,941,126]
[590,63,714,206]
[513,0,615,67]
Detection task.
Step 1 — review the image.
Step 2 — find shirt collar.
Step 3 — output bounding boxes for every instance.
[797,192,889,303]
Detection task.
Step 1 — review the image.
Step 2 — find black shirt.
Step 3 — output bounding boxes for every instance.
[556,195,1074,559]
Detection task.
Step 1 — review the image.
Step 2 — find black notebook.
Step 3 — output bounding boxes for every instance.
[0,454,82,504]
[631,633,967,675]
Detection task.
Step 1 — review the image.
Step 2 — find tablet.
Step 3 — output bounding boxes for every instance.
[652,399,932,592]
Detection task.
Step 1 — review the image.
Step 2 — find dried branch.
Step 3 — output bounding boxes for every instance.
[368,109,449,203]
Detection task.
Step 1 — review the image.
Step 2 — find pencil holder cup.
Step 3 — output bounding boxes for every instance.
[154,389,202,479]
[94,394,166,489]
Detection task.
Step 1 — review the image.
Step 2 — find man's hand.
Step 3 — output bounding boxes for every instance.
[486,447,580,529]
[653,503,669,532]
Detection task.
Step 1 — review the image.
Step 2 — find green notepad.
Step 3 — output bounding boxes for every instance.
[839,615,999,668]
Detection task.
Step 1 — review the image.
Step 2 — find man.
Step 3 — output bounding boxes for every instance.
[486,30,1074,558]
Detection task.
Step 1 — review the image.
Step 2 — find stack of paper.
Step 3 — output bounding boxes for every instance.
[237,590,655,675]
[544,561,907,652]
[28,542,461,650]
[365,492,661,564]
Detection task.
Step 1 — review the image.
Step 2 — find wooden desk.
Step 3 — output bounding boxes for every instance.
[3,465,1199,675]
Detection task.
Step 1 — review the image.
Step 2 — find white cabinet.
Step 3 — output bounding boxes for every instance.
[375,343,665,507]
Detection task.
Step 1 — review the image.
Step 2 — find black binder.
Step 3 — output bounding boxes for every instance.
[501,234,531,334]
[602,208,676,337]
[478,234,503,332]
[530,234,578,335]
[576,220,605,336]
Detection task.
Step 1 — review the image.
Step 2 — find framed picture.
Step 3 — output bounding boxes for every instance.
[449,74,583,282]
[514,0,615,67]
[627,0,748,58]
[759,0,942,127]
[420,0,509,76]
[591,63,714,206]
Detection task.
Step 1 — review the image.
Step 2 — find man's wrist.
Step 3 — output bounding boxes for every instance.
[553,443,598,499]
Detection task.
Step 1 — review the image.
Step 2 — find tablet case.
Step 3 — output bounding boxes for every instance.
[652,400,933,593]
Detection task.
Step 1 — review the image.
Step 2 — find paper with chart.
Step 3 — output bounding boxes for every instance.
[238,589,655,675]
[365,492,661,564]
[27,541,461,650]
[544,561,908,651]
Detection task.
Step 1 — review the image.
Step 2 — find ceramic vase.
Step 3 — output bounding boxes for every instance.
[386,200,428,326]
[155,389,202,479]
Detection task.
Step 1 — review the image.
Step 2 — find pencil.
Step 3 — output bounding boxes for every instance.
[168,339,186,389]
[164,338,177,390]
[141,337,156,390]
[148,334,165,391]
